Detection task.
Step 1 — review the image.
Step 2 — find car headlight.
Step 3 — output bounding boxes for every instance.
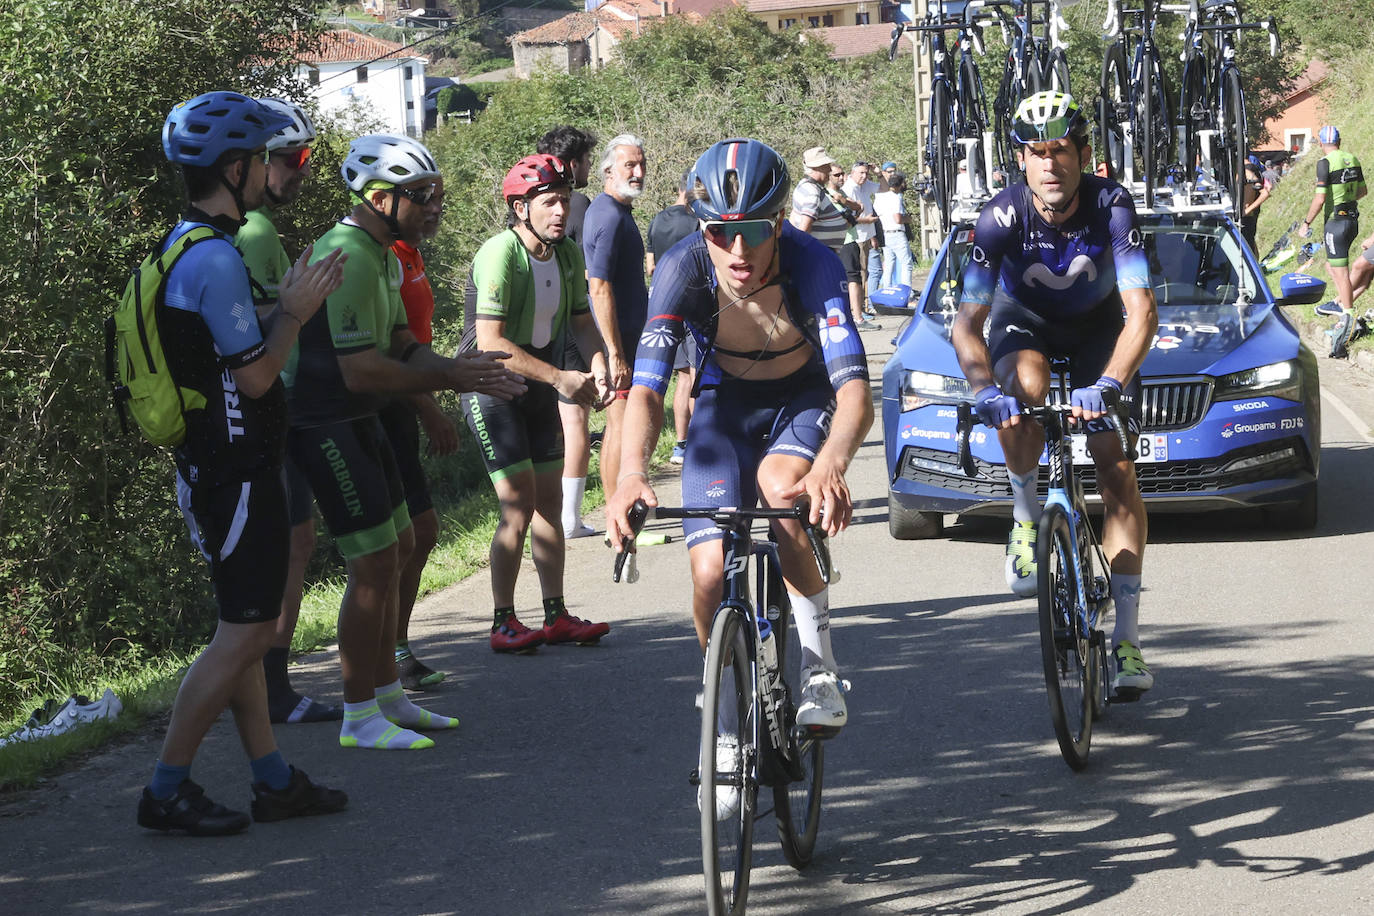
[1213,359,1302,402]
[901,370,972,411]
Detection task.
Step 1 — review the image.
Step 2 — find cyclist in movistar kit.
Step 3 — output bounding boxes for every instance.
[1300,125,1367,357]
[606,139,873,751]
[951,92,1159,698]
[462,154,613,654]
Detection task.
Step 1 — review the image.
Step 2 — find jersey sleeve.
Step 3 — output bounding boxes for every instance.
[787,230,868,390]
[1315,158,1330,192]
[163,236,266,368]
[582,205,618,282]
[471,234,518,323]
[1105,186,1151,291]
[961,194,1019,308]
[631,240,705,396]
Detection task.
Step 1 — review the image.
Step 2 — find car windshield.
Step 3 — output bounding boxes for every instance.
[923,213,1266,317]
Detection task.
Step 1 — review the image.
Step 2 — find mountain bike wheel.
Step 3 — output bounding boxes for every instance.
[701,609,756,915]
[1098,42,1129,183]
[1220,67,1248,222]
[1047,47,1071,94]
[1178,50,1208,188]
[929,80,956,232]
[769,572,824,869]
[1036,504,1094,770]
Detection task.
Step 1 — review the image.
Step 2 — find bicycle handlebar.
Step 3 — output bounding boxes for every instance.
[612,499,832,586]
[952,391,1136,480]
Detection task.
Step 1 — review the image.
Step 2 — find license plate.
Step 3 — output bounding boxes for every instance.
[1069,433,1168,465]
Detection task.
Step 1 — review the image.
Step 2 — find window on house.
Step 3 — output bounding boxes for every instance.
[780,17,796,28]
[406,101,414,109]
[822,14,834,25]
[808,15,820,26]
[307,67,320,85]
[856,11,870,24]
[357,66,369,83]
[404,66,413,80]
[1287,130,1310,153]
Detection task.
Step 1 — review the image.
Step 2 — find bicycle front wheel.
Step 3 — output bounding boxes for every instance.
[929,80,955,232]
[1037,504,1094,770]
[1220,67,1248,222]
[701,609,757,915]
[1098,42,1129,182]
[769,579,824,869]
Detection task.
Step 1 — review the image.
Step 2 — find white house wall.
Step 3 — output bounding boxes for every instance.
[301,57,426,137]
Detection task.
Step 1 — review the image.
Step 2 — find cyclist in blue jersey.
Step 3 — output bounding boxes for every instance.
[951,92,1159,698]
[606,139,874,745]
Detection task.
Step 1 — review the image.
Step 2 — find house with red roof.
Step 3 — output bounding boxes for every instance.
[297,30,428,136]
[511,0,705,76]
[1258,60,1330,156]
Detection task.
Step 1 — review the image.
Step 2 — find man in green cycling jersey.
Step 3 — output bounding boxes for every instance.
[1300,125,1366,357]
[233,97,341,725]
[288,134,525,750]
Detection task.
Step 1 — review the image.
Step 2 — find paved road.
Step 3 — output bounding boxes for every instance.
[4,324,1374,914]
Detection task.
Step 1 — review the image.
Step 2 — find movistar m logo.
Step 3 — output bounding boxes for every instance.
[1022,255,1097,290]
[992,205,1015,228]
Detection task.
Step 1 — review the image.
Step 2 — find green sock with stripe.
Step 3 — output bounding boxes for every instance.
[339,699,434,750]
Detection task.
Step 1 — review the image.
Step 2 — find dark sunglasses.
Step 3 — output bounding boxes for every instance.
[272,147,312,171]
[395,183,438,206]
[702,218,776,249]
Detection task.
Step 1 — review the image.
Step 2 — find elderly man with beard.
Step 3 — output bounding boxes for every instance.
[583,134,649,503]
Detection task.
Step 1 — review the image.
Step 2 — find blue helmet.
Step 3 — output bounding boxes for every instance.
[688,139,790,221]
[163,91,294,167]
[1319,125,1340,145]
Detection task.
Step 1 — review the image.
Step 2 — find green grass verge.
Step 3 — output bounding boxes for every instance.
[0,393,680,792]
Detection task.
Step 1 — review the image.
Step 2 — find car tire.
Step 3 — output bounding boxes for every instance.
[888,493,944,540]
[1263,485,1318,531]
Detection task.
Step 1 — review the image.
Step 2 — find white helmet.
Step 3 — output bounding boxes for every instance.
[257,97,316,152]
[341,134,441,192]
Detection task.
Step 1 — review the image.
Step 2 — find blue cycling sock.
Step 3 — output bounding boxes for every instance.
[148,760,191,800]
[249,750,292,791]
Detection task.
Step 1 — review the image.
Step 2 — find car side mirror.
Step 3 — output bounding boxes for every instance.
[1275,272,1327,306]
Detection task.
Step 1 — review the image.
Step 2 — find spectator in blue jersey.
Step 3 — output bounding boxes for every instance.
[607,140,875,782]
[140,91,349,836]
[646,170,703,465]
[951,92,1158,699]
[537,125,601,538]
[584,134,650,505]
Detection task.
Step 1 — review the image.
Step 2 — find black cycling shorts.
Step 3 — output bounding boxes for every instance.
[282,453,315,528]
[1324,213,1359,267]
[462,380,564,481]
[838,241,864,285]
[378,399,434,518]
[288,416,410,559]
[987,290,1141,436]
[182,470,288,624]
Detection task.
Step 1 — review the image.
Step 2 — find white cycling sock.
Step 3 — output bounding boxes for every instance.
[1110,573,1142,648]
[1009,469,1039,524]
[376,679,459,730]
[790,588,835,677]
[562,476,585,535]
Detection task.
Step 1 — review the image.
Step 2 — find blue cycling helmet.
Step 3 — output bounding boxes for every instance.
[1319,125,1340,145]
[163,91,294,167]
[688,139,790,221]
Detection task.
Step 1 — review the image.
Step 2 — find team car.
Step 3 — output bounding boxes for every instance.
[882,208,1327,538]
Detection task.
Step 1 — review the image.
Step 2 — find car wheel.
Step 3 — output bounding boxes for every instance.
[889,493,945,540]
[1263,485,1318,531]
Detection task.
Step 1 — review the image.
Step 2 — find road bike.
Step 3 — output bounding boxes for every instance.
[1100,0,1174,208]
[890,2,997,232]
[986,0,1072,183]
[614,501,832,914]
[954,361,1138,769]
[1176,0,1280,219]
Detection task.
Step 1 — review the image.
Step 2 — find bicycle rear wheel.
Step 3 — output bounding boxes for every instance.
[1037,504,1094,770]
[1046,47,1071,94]
[701,609,756,915]
[1098,42,1129,183]
[768,572,824,869]
[1219,67,1248,222]
[1177,50,1209,186]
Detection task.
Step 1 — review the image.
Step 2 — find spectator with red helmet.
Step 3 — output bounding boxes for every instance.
[461,154,613,654]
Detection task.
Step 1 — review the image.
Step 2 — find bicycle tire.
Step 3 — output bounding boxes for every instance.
[958,55,988,138]
[1036,504,1094,770]
[1138,49,1156,209]
[1047,47,1071,95]
[1220,66,1248,222]
[930,80,956,232]
[768,564,824,869]
[700,608,756,915]
[1098,42,1129,183]
[1147,50,1174,194]
[1178,50,1209,189]
[1092,635,1112,721]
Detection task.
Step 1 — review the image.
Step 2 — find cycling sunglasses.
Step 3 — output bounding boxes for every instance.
[1011,115,1078,145]
[701,218,777,249]
[395,183,438,206]
[272,147,312,171]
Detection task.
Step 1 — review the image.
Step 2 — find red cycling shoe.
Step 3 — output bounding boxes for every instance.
[543,614,611,646]
[490,617,546,654]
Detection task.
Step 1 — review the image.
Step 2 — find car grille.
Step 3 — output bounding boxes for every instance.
[1046,376,1212,432]
[897,437,1312,499]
